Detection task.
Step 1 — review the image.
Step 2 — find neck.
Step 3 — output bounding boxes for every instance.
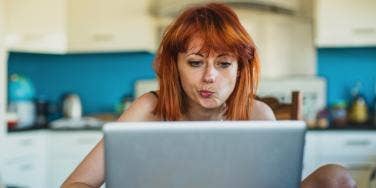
[183,101,226,121]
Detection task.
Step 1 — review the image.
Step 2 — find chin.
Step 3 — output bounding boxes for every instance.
[199,100,222,109]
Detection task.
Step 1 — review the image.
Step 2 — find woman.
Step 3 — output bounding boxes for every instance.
[62,3,355,188]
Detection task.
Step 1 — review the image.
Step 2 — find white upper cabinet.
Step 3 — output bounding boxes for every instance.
[315,0,376,47]
[3,0,157,53]
[0,0,4,41]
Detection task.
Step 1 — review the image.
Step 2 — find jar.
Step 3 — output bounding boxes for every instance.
[331,101,347,128]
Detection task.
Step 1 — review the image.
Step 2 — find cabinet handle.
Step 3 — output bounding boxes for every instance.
[92,33,114,42]
[23,34,43,41]
[19,139,33,146]
[344,163,374,170]
[345,139,371,146]
[20,164,34,171]
[352,27,375,35]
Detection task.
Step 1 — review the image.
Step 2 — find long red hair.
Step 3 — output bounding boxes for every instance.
[153,3,260,120]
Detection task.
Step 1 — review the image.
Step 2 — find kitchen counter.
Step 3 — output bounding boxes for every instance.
[7,124,376,134]
[7,126,102,133]
[309,124,376,131]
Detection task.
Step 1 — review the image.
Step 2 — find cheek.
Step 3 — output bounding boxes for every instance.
[178,69,199,93]
[224,76,237,92]
[220,69,238,95]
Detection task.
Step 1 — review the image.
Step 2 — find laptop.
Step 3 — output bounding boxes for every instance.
[103,121,306,188]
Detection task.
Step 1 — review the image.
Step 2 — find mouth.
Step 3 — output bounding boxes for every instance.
[199,90,214,98]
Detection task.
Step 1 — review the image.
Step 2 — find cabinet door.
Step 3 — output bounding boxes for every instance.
[316,0,376,47]
[309,131,376,188]
[47,131,102,188]
[67,0,156,52]
[0,0,4,39]
[97,0,156,52]
[4,0,66,52]
[0,132,47,188]
[4,0,156,53]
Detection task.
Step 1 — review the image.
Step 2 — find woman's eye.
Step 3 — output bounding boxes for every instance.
[188,61,203,67]
[219,62,231,68]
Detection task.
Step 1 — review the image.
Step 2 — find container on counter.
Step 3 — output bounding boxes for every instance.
[330,101,347,128]
[7,74,36,129]
[348,82,369,125]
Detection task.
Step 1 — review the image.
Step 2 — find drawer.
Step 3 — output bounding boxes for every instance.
[48,132,102,158]
[317,132,376,156]
[2,155,46,187]
[2,132,47,158]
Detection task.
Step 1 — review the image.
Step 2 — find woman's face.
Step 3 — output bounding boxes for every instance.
[177,37,239,109]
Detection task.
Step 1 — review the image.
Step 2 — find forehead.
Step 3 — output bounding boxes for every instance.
[185,36,236,57]
[186,36,204,53]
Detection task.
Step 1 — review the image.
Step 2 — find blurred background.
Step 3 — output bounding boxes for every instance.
[0,0,375,187]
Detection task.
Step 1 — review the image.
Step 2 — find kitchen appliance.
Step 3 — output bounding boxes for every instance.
[50,93,104,129]
[62,93,82,119]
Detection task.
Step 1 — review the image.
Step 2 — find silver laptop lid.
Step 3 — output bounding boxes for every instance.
[104,121,306,188]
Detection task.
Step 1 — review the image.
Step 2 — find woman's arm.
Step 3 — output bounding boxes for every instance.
[61,93,159,188]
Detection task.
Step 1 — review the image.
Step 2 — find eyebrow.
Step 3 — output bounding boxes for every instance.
[185,52,234,58]
[186,52,204,57]
[217,53,233,58]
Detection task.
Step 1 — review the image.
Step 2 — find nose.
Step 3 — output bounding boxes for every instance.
[202,64,217,83]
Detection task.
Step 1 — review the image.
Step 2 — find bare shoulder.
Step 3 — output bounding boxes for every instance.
[250,99,276,120]
[118,92,160,121]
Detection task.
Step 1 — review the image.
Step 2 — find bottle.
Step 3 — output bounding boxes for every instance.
[35,97,50,128]
[8,74,36,129]
[331,101,347,128]
[348,82,369,125]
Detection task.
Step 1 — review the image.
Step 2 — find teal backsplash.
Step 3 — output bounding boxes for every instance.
[317,47,376,107]
[7,47,376,113]
[8,52,156,114]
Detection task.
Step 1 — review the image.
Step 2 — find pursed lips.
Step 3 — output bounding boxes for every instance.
[199,90,215,98]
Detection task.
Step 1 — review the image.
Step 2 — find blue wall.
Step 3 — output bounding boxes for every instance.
[317,47,376,107]
[8,52,156,114]
[8,47,376,114]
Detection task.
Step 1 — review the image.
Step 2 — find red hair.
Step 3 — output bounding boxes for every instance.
[153,3,260,120]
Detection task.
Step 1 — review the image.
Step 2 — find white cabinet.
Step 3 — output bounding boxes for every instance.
[4,0,157,53]
[0,130,102,188]
[237,9,315,78]
[0,132,48,188]
[304,131,376,188]
[47,131,102,188]
[315,0,376,47]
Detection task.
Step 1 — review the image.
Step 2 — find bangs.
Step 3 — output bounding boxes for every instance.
[166,4,254,60]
